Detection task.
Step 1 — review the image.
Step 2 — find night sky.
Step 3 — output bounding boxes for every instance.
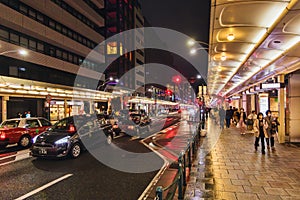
[140,0,210,44]
[140,0,210,87]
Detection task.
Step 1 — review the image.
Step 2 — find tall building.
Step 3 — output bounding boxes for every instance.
[103,0,145,95]
[0,0,106,121]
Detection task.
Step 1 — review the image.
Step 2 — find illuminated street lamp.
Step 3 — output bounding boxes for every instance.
[97,77,119,91]
[187,39,209,55]
[0,49,28,56]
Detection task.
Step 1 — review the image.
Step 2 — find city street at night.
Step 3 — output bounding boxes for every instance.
[0,115,186,200]
[1,0,300,199]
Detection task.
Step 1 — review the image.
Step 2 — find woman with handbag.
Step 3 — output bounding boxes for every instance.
[253,112,268,154]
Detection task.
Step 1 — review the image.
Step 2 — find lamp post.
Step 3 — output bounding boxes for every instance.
[103,78,119,92]
[0,49,28,121]
[187,39,209,55]
[97,77,119,91]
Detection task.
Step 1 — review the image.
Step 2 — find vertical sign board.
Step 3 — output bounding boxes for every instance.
[259,93,269,115]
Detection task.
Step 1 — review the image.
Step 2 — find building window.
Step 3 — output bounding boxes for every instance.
[28,9,36,19]
[1,0,99,50]
[56,49,62,58]
[0,24,101,71]
[10,33,19,45]
[107,42,118,55]
[29,40,36,50]
[20,36,28,47]
[37,42,44,52]
[0,29,9,41]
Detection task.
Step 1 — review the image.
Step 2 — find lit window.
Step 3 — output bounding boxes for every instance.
[107,42,117,54]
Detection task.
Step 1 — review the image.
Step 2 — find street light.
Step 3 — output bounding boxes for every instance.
[187,39,209,47]
[0,49,28,56]
[187,39,209,55]
[97,77,119,91]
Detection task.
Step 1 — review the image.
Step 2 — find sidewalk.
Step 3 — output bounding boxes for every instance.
[185,119,300,200]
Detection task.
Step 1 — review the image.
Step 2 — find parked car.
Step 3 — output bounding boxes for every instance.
[118,113,152,136]
[96,114,121,135]
[0,117,52,148]
[30,115,114,159]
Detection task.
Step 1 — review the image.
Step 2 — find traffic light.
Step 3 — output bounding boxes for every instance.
[172,75,182,84]
[166,89,172,95]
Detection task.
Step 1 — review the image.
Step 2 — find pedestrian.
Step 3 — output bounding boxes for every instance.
[253,112,268,154]
[225,106,233,128]
[22,111,27,118]
[265,110,280,151]
[219,106,225,129]
[264,110,273,150]
[232,107,238,126]
[26,111,31,118]
[237,108,247,135]
[247,110,257,131]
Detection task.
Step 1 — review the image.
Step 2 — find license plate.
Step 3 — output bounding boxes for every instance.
[39,148,47,154]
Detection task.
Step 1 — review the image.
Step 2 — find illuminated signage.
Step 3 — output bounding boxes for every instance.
[261,83,284,89]
[255,86,261,91]
[231,96,240,99]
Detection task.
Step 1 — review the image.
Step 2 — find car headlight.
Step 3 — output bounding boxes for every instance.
[32,135,39,143]
[55,136,70,145]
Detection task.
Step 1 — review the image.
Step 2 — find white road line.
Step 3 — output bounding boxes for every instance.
[138,123,181,200]
[14,174,73,200]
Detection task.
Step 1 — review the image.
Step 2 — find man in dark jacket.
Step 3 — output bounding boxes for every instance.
[225,106,233,128]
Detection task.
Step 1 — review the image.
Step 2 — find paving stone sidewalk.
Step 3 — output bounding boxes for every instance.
[184,119,300,200]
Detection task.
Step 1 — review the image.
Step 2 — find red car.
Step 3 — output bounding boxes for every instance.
[0,117,52,148]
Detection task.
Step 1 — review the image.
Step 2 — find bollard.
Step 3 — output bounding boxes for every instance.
[183,153,187,186]
[178,160,183,200]
[156,186,163,200]
[188,146,192,170]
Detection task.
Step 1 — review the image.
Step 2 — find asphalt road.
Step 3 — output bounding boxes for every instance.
[0,115,181,200]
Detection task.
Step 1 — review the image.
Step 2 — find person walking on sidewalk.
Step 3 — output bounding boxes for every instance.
[253,112,268,154]
[264,110,274,150]
[237,108,247,135]
[247,110,257,131]
[225,106,233,128]
[268,112,280,151]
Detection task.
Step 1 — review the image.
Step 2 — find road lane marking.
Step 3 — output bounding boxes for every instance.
[15,174,73,200]
[138,123,181,200]
[0,149,31,166]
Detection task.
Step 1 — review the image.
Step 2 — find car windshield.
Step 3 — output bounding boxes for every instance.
[0,120,20,128]
[50,116,92,134]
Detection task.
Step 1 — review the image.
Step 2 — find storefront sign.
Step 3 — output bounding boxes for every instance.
[259,93,269,115]
[261,83,284,89]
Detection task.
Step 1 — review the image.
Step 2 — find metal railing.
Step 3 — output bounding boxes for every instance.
[155,122,203,200]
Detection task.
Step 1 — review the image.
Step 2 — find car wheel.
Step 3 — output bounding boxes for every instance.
[70,143,81,158]
[19,135,31,148]
[106,134,113,145]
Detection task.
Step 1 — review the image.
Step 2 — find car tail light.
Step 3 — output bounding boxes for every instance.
[0,132,6,139]
[68,124,76,133]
